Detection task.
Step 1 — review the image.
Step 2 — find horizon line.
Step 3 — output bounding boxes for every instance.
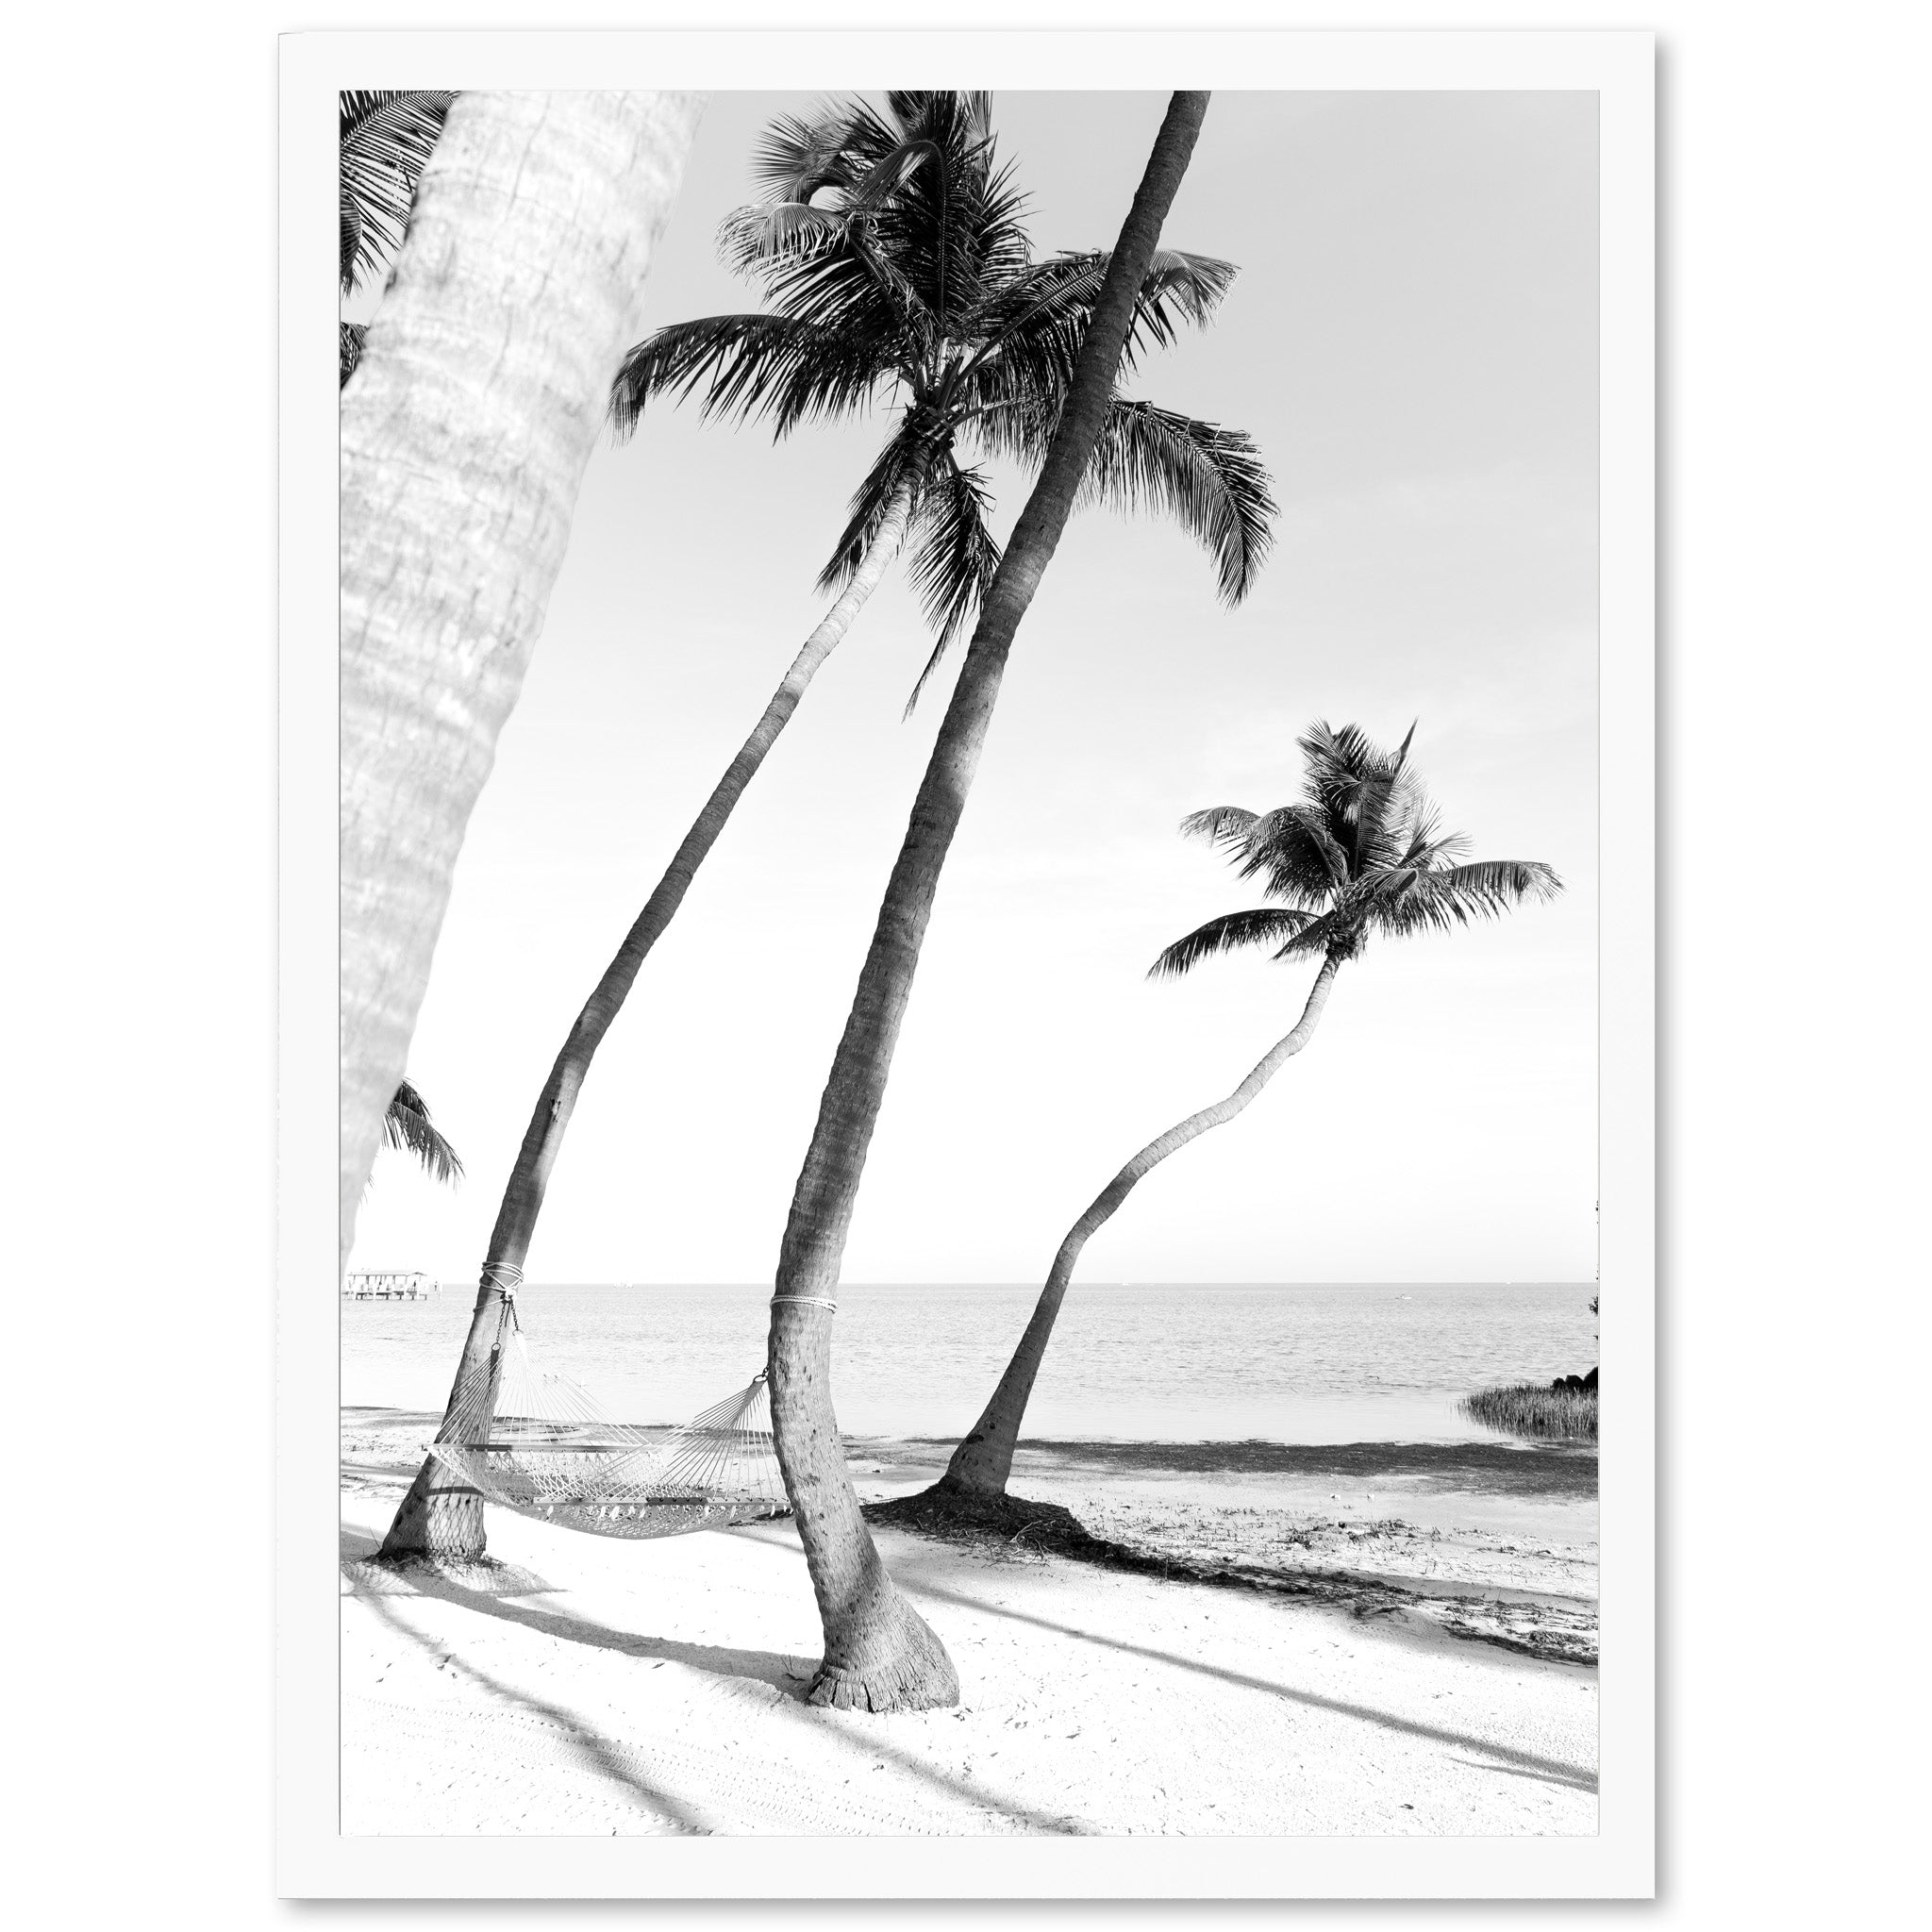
[365,1277,1601,1291]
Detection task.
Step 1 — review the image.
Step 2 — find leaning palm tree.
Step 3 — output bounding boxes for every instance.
[764,92,1217,1713]
[339,90,457,385]
[378,90,1272,1565]
[381,1080,462,1187]
[341,91,706,1262]
[924,721,1563,1504]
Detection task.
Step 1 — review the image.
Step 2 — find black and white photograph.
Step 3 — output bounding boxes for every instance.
[294,30,1655,1897]
[39,4,1932,1923]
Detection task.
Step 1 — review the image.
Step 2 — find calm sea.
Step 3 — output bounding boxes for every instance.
[341,1281,1597,1446]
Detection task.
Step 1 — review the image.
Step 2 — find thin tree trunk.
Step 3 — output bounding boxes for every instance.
[380,484,918,1560]
[341,91,706,1270]
[940,953,1343,1500]
[766,92,1213,1713]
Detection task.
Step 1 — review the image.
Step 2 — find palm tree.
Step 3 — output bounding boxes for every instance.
[377,90,1272,1564]
[381,1080,462,1187]
[339,91,457,385]
[931,722,1564,1503]
[764,92,1217,1712]
[615,92,1273,701]
[341,91,706,1268]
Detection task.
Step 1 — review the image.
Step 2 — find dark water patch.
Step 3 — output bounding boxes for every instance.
[903,1437,1597,1498]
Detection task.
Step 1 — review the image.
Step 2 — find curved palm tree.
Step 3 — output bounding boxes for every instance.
[932,721,1564,1503]
[381,1080,462,1187]
[379,90,1272,1563]
[339,90,457,385]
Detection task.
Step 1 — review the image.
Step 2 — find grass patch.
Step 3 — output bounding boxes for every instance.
[1461,1383,1598,1443]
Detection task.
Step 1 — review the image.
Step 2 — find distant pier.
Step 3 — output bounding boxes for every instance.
[343,1271,438,1300]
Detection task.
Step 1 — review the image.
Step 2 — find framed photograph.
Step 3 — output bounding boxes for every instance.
[283,26,1653,1899]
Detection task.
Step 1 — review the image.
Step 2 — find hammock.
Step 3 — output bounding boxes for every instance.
[425,1284,791,1541]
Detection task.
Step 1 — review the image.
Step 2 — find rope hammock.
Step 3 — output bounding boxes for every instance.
[425,1281,792,1540]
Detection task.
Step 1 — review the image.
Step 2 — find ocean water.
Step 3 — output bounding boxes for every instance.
[341,1281,1597,1446]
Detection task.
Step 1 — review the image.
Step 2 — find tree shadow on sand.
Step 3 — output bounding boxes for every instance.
[866,1542,1599,1797]
[340,1524,804,1690]
[353,1588,719,1833]
[339,1524,1092,1833]
[864,1490,1597,1666]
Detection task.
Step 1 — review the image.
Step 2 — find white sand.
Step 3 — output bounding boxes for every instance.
[341,1472,1597,1836]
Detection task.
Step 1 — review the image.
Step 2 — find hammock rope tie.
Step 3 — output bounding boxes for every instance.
[480,1259,524,1298]
[770,1296,839,1312]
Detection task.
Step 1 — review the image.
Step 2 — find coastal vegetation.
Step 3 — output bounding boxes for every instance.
[380,89,1271,1567]
[906,721,1562,1516]
[1461,1383,1599,1443]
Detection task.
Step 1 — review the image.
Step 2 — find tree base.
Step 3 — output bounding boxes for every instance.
[352,1550,545,1598]
[867,1482,1141,1567]
[806,1595,959,1712]
[377,1463,489,1564]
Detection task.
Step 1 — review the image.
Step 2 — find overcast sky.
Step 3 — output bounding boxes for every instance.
[348,89,1599,1287]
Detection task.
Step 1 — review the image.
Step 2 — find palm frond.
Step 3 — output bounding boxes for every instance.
[383,1079,462,1185]
[715,198,851,273]
[962,246,1235,425]
[1378,791,1468,874]
[609,312,887,440]
[728,215,931,370]
[340,91,456,293]
[886,91,993,146]
[980,247,1236,379]
[1367,858,1564,940]
[1178,805,1259,848]
[901,453,1003,713]
[1122,249,1241,361]
[340,322,367,388]
[1149,907,1317,978]
[1440,858,1563,904]
[842,103,1024,334]
[1294,720,1407,873]
[814,425,938,595]
[1297,720,1381,805]
[1269,907,1358,961]
[1076,398,1275,603]
[746,105,864,204]
[1239,805,1352,901]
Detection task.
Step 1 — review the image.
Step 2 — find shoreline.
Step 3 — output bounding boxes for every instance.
[341,1401,1598,1834]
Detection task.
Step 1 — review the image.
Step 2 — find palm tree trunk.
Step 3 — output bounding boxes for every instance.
[765,92,1213,1713]
[379,483,918,1561]
[341,91,706,1271]
[939,953,1343,1500]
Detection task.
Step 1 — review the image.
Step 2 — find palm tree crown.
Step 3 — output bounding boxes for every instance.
[1154,722,1563,977]
[611,91,1274,701]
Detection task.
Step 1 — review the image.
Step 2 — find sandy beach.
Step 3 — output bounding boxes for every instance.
[341,1409,1597,1835]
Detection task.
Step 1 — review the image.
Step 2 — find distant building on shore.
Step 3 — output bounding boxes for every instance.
[343,1271,438,1300]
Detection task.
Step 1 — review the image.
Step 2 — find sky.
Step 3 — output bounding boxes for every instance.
[348,89,1600,1288]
